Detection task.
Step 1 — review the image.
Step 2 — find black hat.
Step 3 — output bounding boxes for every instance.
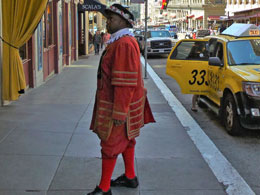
[104,4,135,28]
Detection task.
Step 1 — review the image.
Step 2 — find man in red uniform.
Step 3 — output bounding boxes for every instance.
[87,3,155,195]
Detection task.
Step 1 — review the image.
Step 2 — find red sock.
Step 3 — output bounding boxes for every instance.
[122,147,136,179]
[98,158,117,192]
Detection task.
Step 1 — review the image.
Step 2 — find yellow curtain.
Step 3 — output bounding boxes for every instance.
[2,0,48,101]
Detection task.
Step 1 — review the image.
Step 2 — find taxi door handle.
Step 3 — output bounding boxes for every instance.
[171,64,182,67]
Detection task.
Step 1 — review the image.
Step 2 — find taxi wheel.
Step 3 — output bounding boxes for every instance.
[223,94,242,136]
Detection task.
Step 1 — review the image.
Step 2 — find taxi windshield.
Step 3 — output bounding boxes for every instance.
[148,31,171,38]
[227,40,260,66]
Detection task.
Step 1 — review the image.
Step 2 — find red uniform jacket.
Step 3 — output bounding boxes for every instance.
[90,36,155,141]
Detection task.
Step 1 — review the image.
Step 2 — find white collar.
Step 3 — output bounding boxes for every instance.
[106,28,134,45]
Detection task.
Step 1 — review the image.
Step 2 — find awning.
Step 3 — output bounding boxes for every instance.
[208,15,220,21]
[78,0,106,15]
[195,16,203,20]
[187,14,194,19]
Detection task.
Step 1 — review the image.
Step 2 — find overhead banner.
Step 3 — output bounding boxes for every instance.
[78,0,106,15]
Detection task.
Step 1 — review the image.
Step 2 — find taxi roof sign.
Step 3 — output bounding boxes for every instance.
[221,23,260,37]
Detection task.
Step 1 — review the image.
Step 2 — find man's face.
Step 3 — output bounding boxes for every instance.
[106,13,126,34]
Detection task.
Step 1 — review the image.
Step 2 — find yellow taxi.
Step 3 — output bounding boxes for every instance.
[166,23,260,135]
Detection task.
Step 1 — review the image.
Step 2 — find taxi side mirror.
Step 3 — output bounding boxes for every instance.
[209,57,224,67]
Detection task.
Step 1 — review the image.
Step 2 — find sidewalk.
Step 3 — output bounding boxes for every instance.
[0,53,226,195]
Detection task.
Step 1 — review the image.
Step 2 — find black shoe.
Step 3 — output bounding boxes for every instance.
[87,186,112,195]
[111,174,138,188]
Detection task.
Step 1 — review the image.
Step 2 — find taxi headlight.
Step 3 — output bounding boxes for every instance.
[242,82,260,97]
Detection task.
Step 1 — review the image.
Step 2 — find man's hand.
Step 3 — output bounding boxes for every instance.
[113,119,125,126]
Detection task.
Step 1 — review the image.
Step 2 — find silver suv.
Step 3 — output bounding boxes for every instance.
[139,30,177,56]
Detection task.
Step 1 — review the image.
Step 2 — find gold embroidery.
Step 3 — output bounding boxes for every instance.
[112,78,138,81]
[130,112,143,119]
[100,100,113,105]
[112,82,137,85]
[99,115,112,120]
[113,71,138,74]
[129,127,142,133]
[99,107,113,113]
[113,110,126,116]
[128,130,140,136]
[130,119,143,126]
[130,105,143,113]
[130,97,144,105]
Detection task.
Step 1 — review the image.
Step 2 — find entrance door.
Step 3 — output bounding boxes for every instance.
[19,37,34,88]
[43,1,56,80]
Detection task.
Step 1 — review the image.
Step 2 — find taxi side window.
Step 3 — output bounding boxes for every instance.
[170,42,194,60]
[170,41,208,61]
[216,43,224,62]
[209,41,224,63]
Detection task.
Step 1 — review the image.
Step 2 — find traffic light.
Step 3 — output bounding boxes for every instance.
[161,0,169,9]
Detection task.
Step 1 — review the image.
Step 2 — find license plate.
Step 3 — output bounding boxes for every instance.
[159,49,164,52]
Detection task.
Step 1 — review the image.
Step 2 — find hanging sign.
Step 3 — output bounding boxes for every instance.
[78,0,106,14]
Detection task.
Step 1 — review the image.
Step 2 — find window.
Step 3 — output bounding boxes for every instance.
[170,41,208,61]
[148,31,171,38]
[19,43,28,60]
[215,43,224,62]
[227,40,260,65]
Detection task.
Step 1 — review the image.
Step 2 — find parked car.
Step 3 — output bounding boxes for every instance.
[195,29,211,39]
[166,23,260,135]
[139,29,177,56]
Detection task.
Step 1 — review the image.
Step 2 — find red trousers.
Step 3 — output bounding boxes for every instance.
[100,124,136,159]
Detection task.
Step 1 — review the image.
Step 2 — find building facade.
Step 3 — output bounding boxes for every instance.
[140,0,226,31]
[0,0,108,104]
[226,0,260,25]
[2,0,81,102]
